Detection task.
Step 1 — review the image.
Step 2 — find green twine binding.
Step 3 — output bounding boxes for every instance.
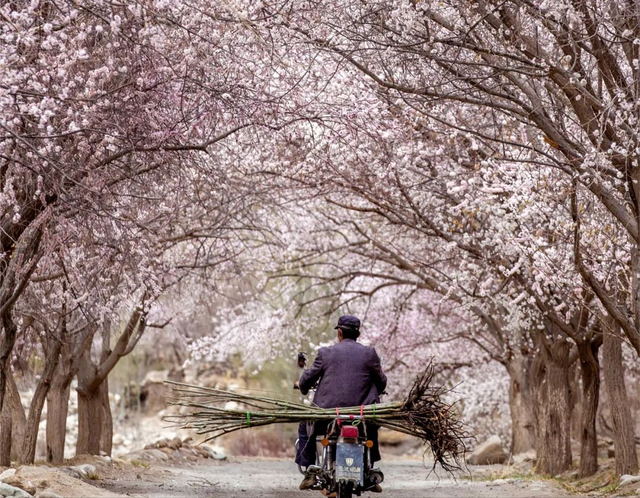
[372,404,376,419]
[246,411,251,427]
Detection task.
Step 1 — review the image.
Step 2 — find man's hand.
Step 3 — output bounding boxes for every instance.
[293,381,300,390]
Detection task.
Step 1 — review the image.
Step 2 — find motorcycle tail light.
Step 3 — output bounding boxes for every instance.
[340,426,359,438]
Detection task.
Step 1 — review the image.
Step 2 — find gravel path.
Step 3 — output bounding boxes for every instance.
[96,458,579,498]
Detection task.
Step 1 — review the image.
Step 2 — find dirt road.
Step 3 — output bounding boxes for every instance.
[97,458,576,498]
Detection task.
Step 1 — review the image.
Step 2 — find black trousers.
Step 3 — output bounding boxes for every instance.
[295,421,381,467]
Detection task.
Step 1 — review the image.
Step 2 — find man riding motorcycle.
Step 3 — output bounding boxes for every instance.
[294,315,387,493]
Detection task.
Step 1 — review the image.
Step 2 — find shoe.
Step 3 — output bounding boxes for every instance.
[368,484,383,493]
[299,472,317,490]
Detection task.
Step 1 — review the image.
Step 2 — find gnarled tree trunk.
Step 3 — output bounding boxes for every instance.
[0,313,18,424]
[506,353,536,454]
[100,378,113,456]
[0,314,18,467]
[576,338,600,477]
[76,311,145,457]
[46,380,71,464]
[603,316,638,475]
[20,335,63,464]
[0,390,11,467]
[0,368,23,465]
[7,371,26,462]
[77,389,103,455]
[531,333,573,476]
[76,350,103,456]
[47,322,99,463]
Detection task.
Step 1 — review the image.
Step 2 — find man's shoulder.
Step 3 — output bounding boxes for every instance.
[322,341,377,354]
[332,340,375,355]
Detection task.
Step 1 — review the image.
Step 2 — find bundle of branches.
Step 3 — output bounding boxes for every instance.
[166,364,469,472]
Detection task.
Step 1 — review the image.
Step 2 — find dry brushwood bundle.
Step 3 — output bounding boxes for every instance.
[166,363,469,472]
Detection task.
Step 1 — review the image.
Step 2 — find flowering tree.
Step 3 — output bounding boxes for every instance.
[3,0,638,477]
[211,0,640,475]
[0,0,301,464]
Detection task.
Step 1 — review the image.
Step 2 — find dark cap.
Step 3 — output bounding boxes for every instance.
[334,315,361,330]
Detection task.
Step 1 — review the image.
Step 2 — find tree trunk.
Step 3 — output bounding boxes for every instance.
[0,367,22,465]
[76,311,144,457]
[21,388,47,464]
[530,345,548,471]
[76,388,103,456]
[576,339,600,477]
[570,360,583,443]
[98,322,113,456]
[506,355,536,454]
[0,391,11,466]
[0,314,18,416]
[76,344,104,457]
[531,336,573,476]
[20,337,62,464]
[603,317,638,475]
[46,381,71,464]
[545,352,573,475]
[47,322,99,463]
[7,371,26,461]
[99,378,112,456]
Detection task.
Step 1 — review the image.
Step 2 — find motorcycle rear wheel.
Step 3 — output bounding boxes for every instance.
[337,482,354,498]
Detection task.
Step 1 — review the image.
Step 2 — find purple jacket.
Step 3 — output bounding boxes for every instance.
[299,339,387,408]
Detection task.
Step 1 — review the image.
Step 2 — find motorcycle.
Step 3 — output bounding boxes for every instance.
[294,352,384,498]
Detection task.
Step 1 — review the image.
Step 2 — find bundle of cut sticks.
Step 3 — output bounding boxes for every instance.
[166,363,469,472]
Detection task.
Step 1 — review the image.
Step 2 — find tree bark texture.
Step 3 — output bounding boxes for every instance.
[76,388,103,456]
[99,378,113,456]
[0,313,18,466]
[76,348,103,456]
[46,381,71,464]
[531,337,573,476]
[20,336,62,464]
[0,313,18,419]
[603,317,639,475]
[7,371,26,461]
[576,339,600,477]
[46,322,99,463]
[76,312,145,456]
[0,369,23,464]
[570,361,583,443]
[506,354,536,454]
[0,390,11,466]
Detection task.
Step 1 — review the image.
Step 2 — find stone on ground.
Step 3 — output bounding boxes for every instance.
[0,470,16,482]
[511,450,536,464]
[200,444,227,460]
[0,483,32,498]
[13,467,124,498]
[620,474,640,486]
[0,477,36,496]
[74,464,97,476]
[466,435,507,465]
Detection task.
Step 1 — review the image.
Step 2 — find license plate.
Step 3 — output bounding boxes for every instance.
[335,443,364,484]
